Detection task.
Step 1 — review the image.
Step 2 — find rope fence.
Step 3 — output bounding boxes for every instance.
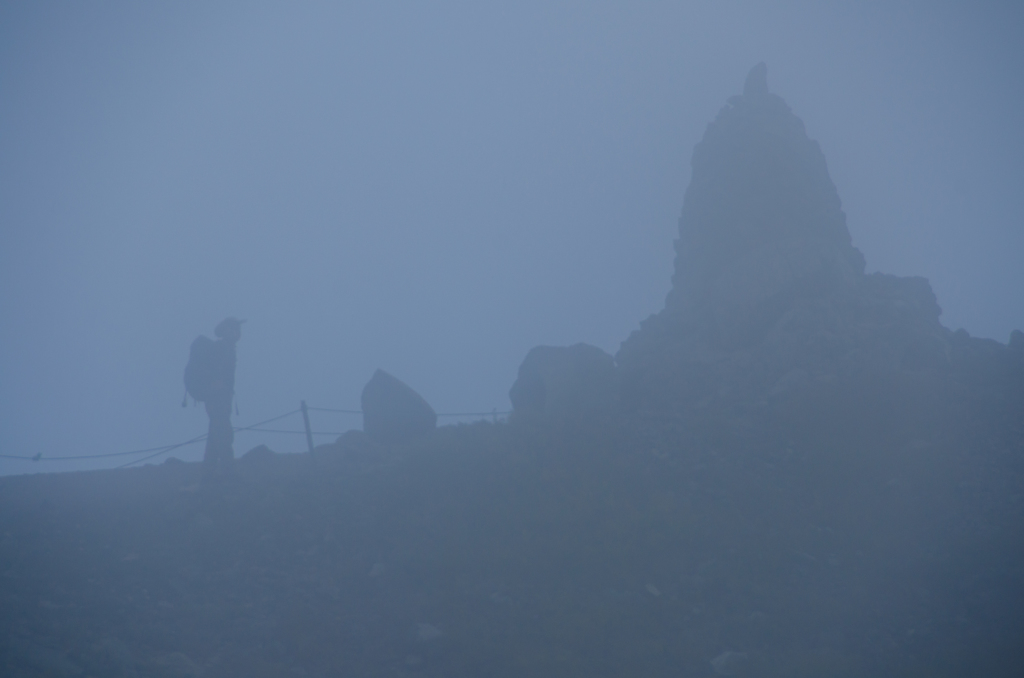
[1,402,511,469]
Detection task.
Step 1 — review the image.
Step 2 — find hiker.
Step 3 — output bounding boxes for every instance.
[184,317,245,476]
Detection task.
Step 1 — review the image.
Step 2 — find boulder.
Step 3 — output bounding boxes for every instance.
[509,343,617,418]
[241,444,276,462]
[361,369,437,444]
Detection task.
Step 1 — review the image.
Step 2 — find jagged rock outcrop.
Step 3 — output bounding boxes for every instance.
[617,64,1023,422]
[509,343,617,419]
[668,61,865,335]
[361,369,437,444]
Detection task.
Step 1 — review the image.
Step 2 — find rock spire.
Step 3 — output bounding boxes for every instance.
[666,63,866,346]
[616,64,969,411]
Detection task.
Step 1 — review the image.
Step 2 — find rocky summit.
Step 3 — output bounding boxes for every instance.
[618,65,1022,431]
[1,66,1022,678]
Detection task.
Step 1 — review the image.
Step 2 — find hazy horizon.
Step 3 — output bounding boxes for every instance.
[2,2,1022,473]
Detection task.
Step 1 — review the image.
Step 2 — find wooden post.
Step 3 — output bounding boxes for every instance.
[301,400,315,456]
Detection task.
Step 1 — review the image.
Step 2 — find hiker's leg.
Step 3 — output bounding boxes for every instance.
[203,404,218,466]
[204,396,233,470]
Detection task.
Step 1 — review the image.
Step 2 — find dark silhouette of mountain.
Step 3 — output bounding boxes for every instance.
[1,65,1022,678]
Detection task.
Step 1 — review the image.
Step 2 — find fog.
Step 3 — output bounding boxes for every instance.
[2,1,1022,473]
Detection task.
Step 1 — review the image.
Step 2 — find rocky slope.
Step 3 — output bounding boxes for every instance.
[2,405,1022,678]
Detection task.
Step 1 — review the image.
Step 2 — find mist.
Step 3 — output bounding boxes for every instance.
[4,4,1024,677]
[2,2,1022,471]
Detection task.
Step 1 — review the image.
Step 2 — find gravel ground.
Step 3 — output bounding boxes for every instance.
[1,414,1022,677]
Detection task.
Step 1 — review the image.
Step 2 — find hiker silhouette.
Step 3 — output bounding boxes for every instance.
[184,317,245,476]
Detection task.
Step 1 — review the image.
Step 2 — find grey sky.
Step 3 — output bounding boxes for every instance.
[2,2,1022,473]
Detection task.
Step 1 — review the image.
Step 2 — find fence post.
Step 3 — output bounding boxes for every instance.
[300,400,315,456]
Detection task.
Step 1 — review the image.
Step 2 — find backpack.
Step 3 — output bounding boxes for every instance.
[184,335,218,403]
